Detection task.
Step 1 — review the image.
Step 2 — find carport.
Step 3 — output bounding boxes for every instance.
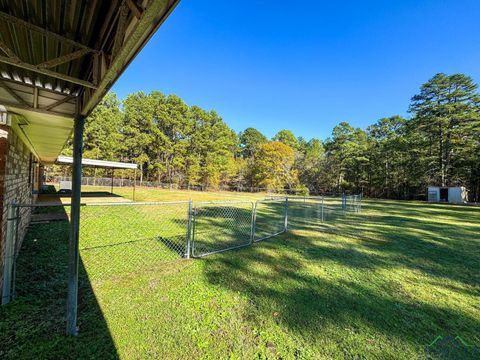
[56,155,138,199]
[0,0,180,335]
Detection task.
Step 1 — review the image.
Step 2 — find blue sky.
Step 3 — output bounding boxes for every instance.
[112,0,480,140]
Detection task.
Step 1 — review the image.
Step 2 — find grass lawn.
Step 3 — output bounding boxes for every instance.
[0,190,479,359]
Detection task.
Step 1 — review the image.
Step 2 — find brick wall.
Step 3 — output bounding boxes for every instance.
[0,126,8,295]
[0,125,38,297]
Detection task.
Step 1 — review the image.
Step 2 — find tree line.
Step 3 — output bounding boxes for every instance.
[58,73,480,200]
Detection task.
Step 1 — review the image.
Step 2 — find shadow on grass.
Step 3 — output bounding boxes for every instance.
[40,184,125,201]
[351,202,479,288]
[200,200,480,357]
[0,206,118,359]
[41,191,124,199]
[289,200,480,287]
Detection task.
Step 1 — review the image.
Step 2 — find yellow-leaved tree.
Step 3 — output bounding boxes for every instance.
[253,141,298,190]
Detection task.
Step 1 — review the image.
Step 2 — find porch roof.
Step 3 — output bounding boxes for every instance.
[0,0,180,162]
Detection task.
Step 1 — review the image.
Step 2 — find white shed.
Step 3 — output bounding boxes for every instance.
[427,186,468,204]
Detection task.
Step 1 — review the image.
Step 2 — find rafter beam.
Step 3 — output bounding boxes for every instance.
[96,0,121,49]
[37,48,93,69]
[81,0,181,116]
[111,4,129,59]
[43,95,76,111]
[0,11,98,53]
[33,87,39,108]
[0,55,97,89]
[0,98,76,117]
[0,40,20,61]
[126,0,143,19]
[0,79,30,107]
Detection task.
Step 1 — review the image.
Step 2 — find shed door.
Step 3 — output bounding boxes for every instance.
[440,188,448,202]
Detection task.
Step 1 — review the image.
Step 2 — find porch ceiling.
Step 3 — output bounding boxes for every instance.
[4,105,72,163]
[0,0,180,162]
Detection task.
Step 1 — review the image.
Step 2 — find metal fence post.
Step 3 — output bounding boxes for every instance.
[284,197,289,232]
[250,202,257,243]
[191,207,197,257]
[11,205,20,302]
[66,114,85,336]
[185,200,193,259]
[321,196,324,223]
[1,202,17,305]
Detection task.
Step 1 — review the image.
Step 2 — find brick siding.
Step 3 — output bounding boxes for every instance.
[0,125,38,297]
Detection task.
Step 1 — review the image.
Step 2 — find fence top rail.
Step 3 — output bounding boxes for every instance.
[194,200,254,206]
[286,199,322,203]
[257,198,288,203]
[266,194,360,200]
[286,196,324,200]
[13,202,73,208]
[84,201,191,207]
[13,200,191,208]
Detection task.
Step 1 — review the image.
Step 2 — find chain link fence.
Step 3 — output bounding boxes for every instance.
[287,195,363,233]
[2,201,193,303]
[79,201,191,279]
[2,194,361,330]
[2,203,71,309]
[47,175,326,195]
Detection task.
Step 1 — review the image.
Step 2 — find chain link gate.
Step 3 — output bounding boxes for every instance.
[288,197,325,230]
[190,198,289,257]
[253,198,288,242]
[191,201,255,257]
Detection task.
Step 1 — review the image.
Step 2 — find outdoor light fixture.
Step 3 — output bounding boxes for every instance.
[0,110,11,126]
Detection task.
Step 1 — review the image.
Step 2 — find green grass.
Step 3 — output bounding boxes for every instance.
[0,191,479,359]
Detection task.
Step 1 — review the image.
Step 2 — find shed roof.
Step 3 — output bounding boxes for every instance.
[428,186,466,189]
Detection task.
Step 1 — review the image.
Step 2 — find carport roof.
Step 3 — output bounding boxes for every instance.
[57,155,137,169]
